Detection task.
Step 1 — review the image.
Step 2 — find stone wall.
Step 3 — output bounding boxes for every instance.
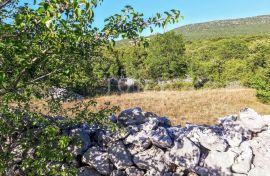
[72,107,270,176]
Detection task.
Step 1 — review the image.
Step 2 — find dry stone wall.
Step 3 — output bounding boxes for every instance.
[74,107,270,176]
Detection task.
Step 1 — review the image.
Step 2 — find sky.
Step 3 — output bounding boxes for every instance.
[20,0,270,36]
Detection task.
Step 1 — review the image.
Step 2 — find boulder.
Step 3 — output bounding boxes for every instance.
[82,147,114,175]
[165,137,200,169]
[239,108,267,133]
[108,141,133,170]
[118,107,146,126]
[232,146,253,174]
[110,170,126,176]
[204,149,238,175]
[133,146,170,173]
[241,135,270,175]
[78,167,101,176]
[69,127,91,155]
[186,126,228,152]
[125,166,144,176]
[124,130,152,153]
[149,126,173,149]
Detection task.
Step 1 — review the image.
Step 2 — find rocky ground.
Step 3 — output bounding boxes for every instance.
[73,107,270,176]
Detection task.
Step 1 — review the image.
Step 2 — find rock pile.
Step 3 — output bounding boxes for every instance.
[49,86,84,102]
[70,107,270,176]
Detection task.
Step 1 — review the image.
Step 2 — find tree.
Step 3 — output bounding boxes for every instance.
[144,31,187,80]
[0,0,181,174]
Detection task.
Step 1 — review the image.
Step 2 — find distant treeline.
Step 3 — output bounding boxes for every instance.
[62,32,269,103]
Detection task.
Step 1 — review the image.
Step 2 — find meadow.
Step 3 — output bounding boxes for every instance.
[60,88,270,125]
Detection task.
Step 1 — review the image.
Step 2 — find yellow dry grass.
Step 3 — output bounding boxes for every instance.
[93,88,270,125]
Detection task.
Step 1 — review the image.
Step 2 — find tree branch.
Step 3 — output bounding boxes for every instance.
[0,0,13,10]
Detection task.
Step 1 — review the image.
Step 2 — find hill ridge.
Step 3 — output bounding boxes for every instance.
[172,14,270,40]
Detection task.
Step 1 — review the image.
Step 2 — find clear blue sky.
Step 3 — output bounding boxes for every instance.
[21,0,270,36]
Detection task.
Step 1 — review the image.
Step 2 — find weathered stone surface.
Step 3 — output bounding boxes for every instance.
[118,107,146,126]
[124,130,152,153]
[69,127,91,155]
[204,149,238,175]
[240,134,270,176]
[78,167,101,176]
[239,108,267,132]
[165,137,200,169]
[108,141,133,169]
[133,146,170,173]
[186,126,228,151]
[110,170,126,176]
[125,166,144,176]
[82,147,113,175]
[232,145,253,174]
[149,126,173,149]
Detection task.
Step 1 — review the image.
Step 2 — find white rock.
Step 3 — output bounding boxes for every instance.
[187,126,228,151]
[149,127,173,149]
[204,149,238,175]
[118,107,146,126]
[124,130,152,152]
[108,141,133,170]
[133,146,170,173]
[165,137,200,169]
[82,147,113,175]
[232,146,253,174]
[239,108,266,132]
[125,166,144,176]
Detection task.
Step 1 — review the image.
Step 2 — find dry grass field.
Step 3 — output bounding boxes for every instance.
[30,88,270,126]
[92,88,270,125]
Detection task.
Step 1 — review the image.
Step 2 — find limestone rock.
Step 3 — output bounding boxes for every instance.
[82,147,113,175]
[165,137,200,169]
[78,167,101,176]
[186,126,228,152]
[204,149,238,175]
[133,146,170,173]
[110,170,126,176]
[125,166,144,176]
[108,141,133,170]
[232,146,253,174]
[239,108,267,133]
[124,130,152,153]
[149,126,173,149]
[118,107,146,126]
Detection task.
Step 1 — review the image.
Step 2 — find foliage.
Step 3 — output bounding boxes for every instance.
[145,32,187,80]
[0,0,181,175]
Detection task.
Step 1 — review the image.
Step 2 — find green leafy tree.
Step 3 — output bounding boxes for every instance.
[145,31,187,80]
[0,0,181,174]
